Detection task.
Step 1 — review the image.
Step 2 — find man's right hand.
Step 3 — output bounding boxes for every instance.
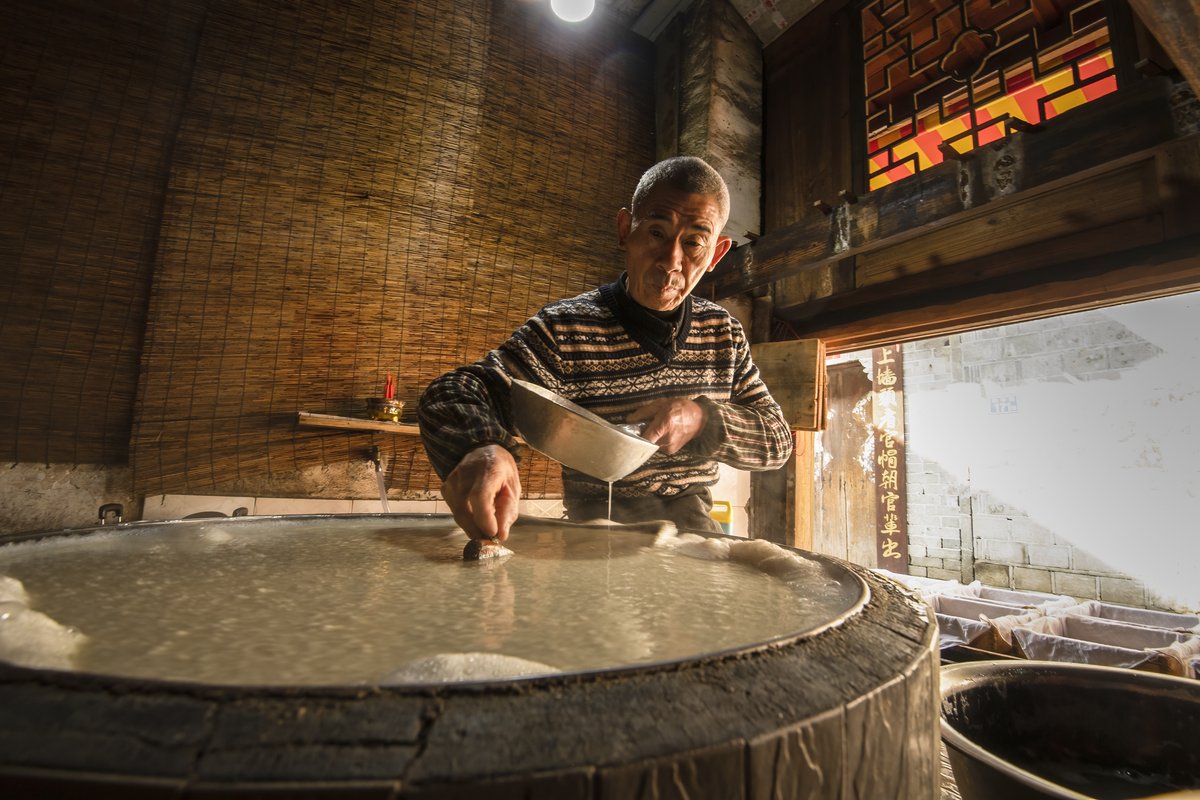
[441,444,522,542]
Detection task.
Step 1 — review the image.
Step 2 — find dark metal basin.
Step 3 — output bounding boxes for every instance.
[941,660,1200,800]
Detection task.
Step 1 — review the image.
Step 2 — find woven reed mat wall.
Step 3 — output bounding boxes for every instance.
[0,0,206,465]
[131,0,655,497]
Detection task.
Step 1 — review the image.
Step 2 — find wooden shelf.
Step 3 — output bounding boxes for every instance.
[297,412,528,447]
[297,411,420,435]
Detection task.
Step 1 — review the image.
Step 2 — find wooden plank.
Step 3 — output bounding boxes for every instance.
[780,211,1166,329]
[749,0,870,312]
[1157,132,1200,237]
[747,706,844,800]
[792,430,815,552]
[653,15,682,161]
[842,673,912,799]
[706,212,832,300]
[750,339,826,431]
[1004,76,1176,195]
[296,412,420,436]
[813,361,874,564]
[780,231,1200,354]
[762,0,854,232]
[846,162,965,247]
[749,464,792,544]
[297,413,534,459]
[854,158,1158,287]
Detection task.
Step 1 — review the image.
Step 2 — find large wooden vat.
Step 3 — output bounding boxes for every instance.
[0,514,939,798]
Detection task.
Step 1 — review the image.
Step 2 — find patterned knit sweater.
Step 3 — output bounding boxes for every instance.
[417,277,793,501]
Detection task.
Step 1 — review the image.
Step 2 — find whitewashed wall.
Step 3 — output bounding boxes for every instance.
[903,292,1200,612]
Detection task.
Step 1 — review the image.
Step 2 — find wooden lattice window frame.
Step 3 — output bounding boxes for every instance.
[859,0,1123,192]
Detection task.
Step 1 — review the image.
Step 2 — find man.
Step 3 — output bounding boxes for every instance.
[418,156,793,542]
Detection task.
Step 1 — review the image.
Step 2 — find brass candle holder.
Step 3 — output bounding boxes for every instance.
[366,397,405,422]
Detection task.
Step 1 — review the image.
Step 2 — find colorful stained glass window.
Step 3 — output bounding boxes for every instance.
[862,0,1118,191]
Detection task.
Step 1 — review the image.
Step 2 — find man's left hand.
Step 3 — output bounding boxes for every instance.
[627,398,707,455]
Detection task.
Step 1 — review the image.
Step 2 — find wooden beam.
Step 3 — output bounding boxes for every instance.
[773,132,1200,350]
[1127,0,1200,98]
[777,231,1200,354]
[853,154,1162,289]
[750,339,826,432]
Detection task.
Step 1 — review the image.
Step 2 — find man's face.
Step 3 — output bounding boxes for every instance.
[617,185,732,312]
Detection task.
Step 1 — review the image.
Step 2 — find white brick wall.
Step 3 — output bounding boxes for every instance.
[1027,544,1070,569]
[897,297,1195,612]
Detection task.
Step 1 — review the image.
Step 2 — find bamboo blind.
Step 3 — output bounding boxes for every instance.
[0,0,206,464]
[129,0,655,496]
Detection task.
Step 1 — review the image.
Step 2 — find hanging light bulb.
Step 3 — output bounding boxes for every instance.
[550,0,595,22]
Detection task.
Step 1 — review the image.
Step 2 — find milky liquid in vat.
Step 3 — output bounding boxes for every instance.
[0,517,861,686]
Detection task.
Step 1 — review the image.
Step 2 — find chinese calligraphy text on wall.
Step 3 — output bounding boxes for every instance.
[872,345,909,569]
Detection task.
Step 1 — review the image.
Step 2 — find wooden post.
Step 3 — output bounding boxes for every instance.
[747,339,826,547]
[792,430,814,550]
[749,459,792,545]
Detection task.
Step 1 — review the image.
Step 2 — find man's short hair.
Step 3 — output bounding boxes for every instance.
[630,156,730,230]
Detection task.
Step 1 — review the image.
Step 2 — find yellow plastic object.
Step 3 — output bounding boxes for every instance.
[710,500,732,534]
